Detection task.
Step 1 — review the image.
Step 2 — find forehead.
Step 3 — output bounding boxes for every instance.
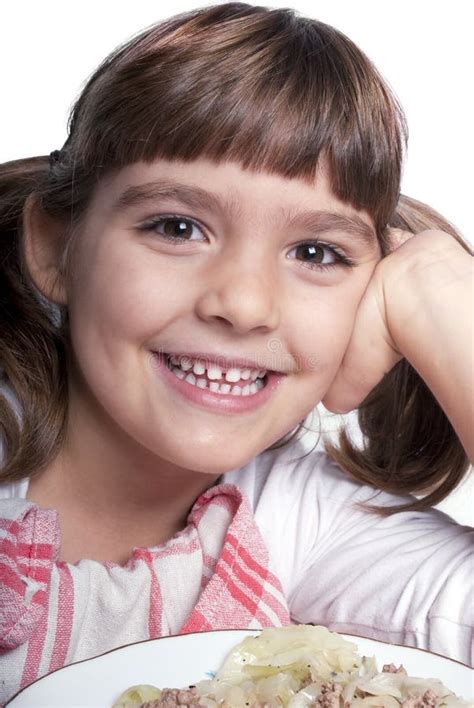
[93,157,377,245]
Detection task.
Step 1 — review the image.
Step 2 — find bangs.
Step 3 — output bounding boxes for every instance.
[66,3,407,236]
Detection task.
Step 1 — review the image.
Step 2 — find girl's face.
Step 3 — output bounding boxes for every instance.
[65,158,381,475]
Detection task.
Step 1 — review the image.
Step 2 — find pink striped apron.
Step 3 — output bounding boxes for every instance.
[0,482,290,703]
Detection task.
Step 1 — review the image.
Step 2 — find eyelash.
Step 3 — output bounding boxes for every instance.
[136,214,356,272]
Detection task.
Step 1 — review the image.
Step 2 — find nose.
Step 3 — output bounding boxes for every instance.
[194,247,281,334]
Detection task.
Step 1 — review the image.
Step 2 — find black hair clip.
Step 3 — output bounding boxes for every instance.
[49,149,61,167]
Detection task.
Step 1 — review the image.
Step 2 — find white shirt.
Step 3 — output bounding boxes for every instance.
[1,440,473,667]
[224,441,473,665]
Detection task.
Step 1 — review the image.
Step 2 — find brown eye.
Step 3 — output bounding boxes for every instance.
[138,215,206,242]
[287,241,354,272]
[162,219,194,239]
[294,243,326,264]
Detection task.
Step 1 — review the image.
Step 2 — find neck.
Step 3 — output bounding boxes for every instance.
[27,379,222,563]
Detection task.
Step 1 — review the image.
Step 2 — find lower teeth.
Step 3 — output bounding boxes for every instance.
[166,359,265,395]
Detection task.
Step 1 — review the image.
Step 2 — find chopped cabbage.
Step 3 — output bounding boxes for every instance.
[215,624,360,685]
[114,625,473,707]
[112,683,161,706]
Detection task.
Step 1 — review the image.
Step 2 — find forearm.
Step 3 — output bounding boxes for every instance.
[386,233,474,461]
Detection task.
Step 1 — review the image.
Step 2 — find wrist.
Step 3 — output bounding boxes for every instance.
[379,230,473,460]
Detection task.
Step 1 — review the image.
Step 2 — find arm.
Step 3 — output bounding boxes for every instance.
[386,230,473,460]
[322,229,474,461]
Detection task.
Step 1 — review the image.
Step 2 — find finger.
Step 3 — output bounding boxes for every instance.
[322,273,403,414]
[386,227,414,253]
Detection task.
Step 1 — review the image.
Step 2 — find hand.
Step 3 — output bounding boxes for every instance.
[321,228,472,415]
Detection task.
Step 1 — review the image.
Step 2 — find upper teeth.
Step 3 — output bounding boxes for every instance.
[169,355,267,382]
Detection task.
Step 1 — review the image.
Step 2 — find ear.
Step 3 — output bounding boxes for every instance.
[21,194,68,305]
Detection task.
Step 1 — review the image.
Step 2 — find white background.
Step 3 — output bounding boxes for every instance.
[1,1,472,523]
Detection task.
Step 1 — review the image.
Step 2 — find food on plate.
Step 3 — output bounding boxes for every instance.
[112,625,473,707]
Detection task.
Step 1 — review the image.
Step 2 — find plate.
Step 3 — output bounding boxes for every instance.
[7,629,473,707]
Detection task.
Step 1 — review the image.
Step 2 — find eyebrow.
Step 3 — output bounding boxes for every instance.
[113,179,377,247]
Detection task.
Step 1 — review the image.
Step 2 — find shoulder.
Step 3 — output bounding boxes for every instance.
[222,438,473,595]
[0,476,57,560]
[0,477,29,500]
[222,438,414,521]
[223,437,471,530]
[0,487,59,652]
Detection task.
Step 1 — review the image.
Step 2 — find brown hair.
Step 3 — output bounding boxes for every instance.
[0,2,471,511]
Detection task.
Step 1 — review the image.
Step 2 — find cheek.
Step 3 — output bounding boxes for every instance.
[67,243,186,347]
[63,241,189,425]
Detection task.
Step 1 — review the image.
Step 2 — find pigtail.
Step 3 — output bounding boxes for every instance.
[323,195,472,514]
[0,157,69,482]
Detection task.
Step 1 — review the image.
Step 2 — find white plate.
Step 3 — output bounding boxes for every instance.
[7,629,473,707]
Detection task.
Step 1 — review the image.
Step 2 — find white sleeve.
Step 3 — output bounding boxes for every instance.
[228,446,473,666]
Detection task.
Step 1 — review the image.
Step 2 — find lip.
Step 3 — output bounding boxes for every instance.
[151,351,287,415]
[155,349,283,373]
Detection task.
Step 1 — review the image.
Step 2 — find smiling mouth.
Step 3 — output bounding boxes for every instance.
[164,353,268,396]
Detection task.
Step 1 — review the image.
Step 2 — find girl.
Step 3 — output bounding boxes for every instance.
[0,2,472,702]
